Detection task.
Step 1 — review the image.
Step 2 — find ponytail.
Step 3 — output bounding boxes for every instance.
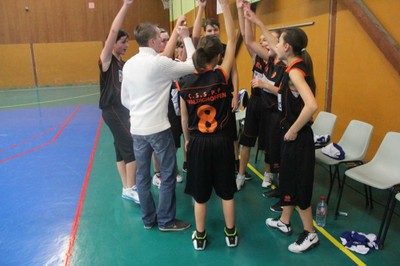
[193,48,208,72]
[283,27,316,95]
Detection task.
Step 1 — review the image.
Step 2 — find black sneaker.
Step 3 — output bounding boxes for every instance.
[270,201,283,213]
[244,171,253,180]
[262,188,280,198]
[224,227,238,247]
[159,219,191,232]
[182,161,187,173]
[192,231,207,250]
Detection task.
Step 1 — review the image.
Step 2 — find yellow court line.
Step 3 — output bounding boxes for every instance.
[0,93,99,109]
[247,162,366,266]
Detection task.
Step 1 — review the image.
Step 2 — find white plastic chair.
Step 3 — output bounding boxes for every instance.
[315,120,374,210]
[340,132,400,247]
[379,192,400,247]
[312,111,337,148]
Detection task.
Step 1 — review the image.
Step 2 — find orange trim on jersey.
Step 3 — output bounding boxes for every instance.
[285,58,303,73]
[175,80,181,91]
[217,66,229,85]
[290,67,306,77]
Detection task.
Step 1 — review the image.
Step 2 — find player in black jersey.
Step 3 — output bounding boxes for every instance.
[99,0,139,204]
[236,1,286,195]
[178,0,238,251]
[246,8,319,253]
[192,0,241,172]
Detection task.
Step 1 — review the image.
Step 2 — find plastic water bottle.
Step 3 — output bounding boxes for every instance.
[316,195,327,227]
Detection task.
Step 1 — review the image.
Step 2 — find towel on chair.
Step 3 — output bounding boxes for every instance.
[340,231,380,254]
[314,134,331,146]
[321,143,345,160]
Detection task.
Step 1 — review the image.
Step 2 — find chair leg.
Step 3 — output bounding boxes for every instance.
[255,147,259,163]
[364,184,370,207]
[369,186,374,208]
[378,189,396,247]
[326,165,336,204]
[334,173,347,220]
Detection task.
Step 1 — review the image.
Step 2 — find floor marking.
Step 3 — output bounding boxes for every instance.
[0,106,80,163]
[247,163,365,266]
[0,92,99,109]
[64,117,103,266]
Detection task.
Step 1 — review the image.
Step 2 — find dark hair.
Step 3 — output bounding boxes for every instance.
[271,29,282,39]
[134,22,158,47]
[203,18,220,31]
[117,30,129,42]
[193,35,223,72]
[282,27,316,94]
[176,39,183,48]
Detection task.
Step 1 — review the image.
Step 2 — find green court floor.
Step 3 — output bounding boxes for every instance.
[71,109,400,265]
[1,86,398,265]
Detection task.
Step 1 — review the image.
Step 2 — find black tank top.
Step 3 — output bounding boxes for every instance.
[99,55,125,109]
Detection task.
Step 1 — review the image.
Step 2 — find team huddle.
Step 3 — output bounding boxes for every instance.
[100,0,319,254]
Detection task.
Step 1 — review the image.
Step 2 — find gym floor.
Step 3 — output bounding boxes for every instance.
[0,85,399,266]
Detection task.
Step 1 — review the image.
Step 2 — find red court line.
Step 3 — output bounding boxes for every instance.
[64,117,103,266]
[0,106,80,163]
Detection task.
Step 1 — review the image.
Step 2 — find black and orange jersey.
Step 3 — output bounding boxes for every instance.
[99,55,125,109]
[261,57,286,109]
[177,67,232,135]
[251,55,267,96]
[278,58,312,130]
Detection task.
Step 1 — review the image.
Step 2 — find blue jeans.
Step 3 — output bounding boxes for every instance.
[133,129,177,227]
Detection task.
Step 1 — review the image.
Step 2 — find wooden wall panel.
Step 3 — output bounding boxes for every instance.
[34,42,102,86]
[0,0,169,44]
[332,0,400,160]
[0,44,35,89]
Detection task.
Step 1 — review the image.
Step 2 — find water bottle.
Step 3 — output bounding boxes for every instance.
[316,195,327,227]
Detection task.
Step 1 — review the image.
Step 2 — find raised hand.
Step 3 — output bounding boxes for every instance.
[176,15,187,26]
[236,0,249,9]
[177,26,190,39]
[198,0,207,8]
[244,7,259,24]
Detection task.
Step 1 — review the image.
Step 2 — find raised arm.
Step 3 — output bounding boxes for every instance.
[237,0,255,58]
[236,0,246,41]
[161,15,187,58]
[244,7,278,55]
[100,0,134,71]
[219,0,237,76]
[192,0,207,47]
[244,8,271,61]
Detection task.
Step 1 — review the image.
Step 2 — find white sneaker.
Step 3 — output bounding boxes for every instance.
[192,231,207,251]
[176,174,183,183]
[266,218,292,235]
[288,231,319,253]
[122,185,140,204]
[262,172,273,188]
[152,172,161,188]
[236,173,245,191]
[224,227,238,247]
